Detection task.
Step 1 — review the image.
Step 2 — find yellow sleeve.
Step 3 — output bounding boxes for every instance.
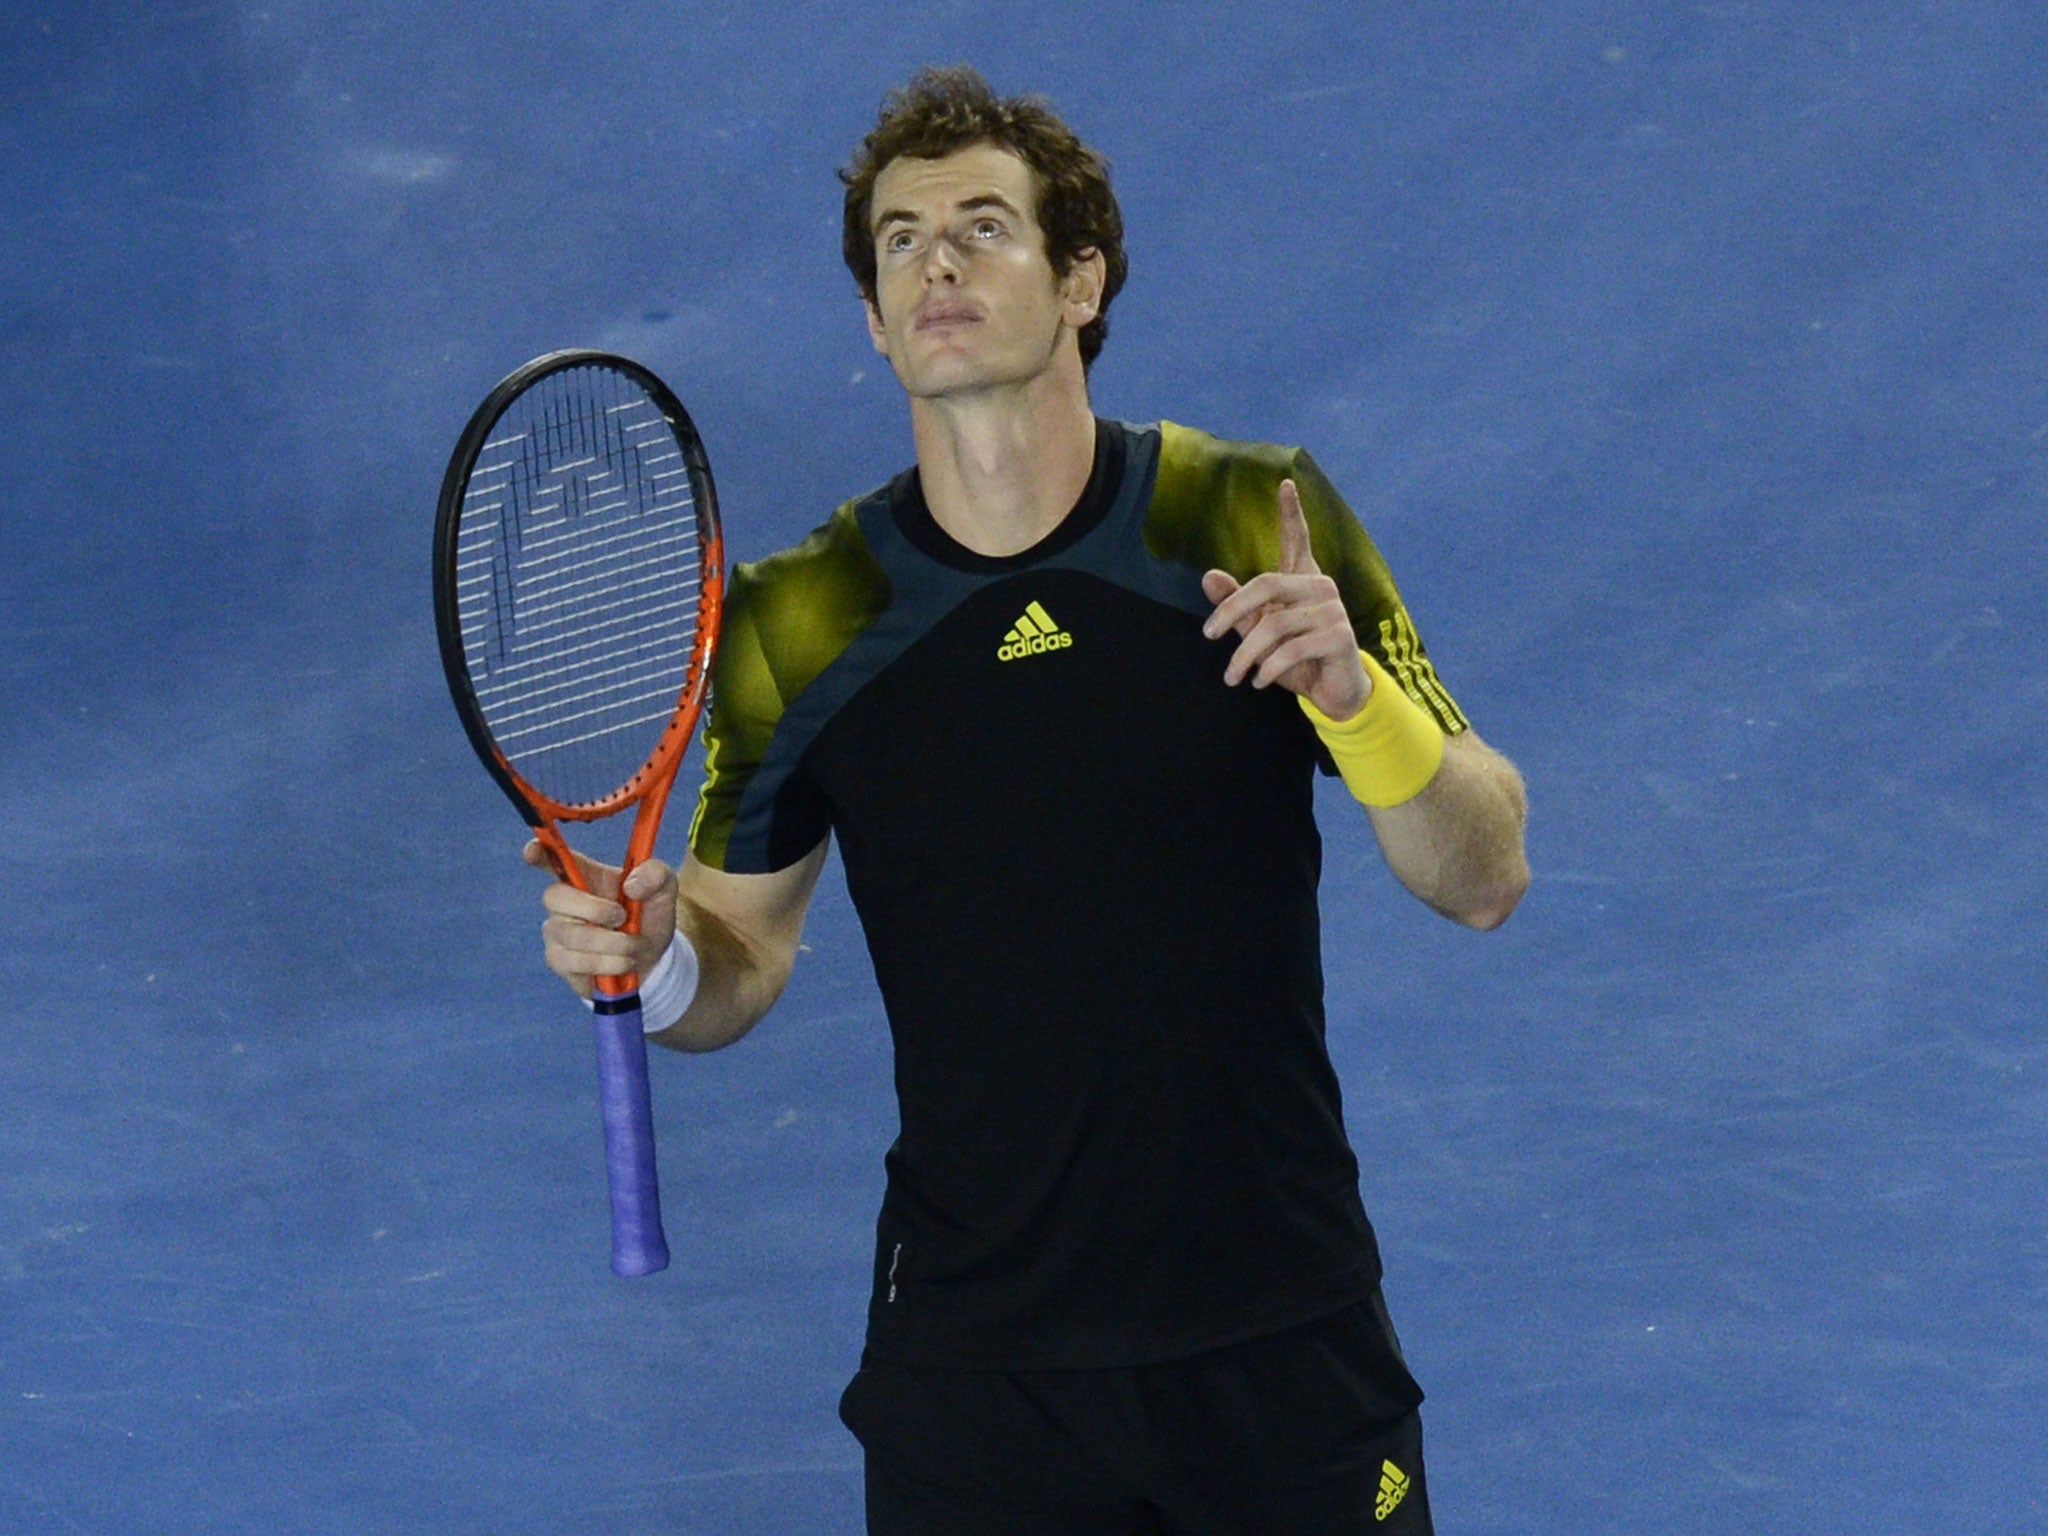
[1147,420,1469,734]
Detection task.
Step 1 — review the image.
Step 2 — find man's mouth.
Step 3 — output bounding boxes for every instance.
[915,301,982,331]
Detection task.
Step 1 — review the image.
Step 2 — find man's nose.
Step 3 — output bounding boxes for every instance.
[922,233,966,282]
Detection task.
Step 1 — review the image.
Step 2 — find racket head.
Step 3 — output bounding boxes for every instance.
[433,350,724,833]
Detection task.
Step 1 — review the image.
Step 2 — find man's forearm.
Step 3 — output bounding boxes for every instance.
[648,842,831,1053]
[1367,730,1529,930]
[651,901,794,1052]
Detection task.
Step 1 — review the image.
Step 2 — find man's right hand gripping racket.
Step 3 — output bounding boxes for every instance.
[432,350,724,1277]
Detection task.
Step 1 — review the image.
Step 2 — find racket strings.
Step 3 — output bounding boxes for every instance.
[452,365,706,808]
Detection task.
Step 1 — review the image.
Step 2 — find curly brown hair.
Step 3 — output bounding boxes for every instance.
[840,66,1128,369]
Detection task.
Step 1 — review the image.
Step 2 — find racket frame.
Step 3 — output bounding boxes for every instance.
[431,349,725,1276]
[433,348,725,902]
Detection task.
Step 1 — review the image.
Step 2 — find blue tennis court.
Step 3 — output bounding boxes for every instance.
[3,4,2042,1531]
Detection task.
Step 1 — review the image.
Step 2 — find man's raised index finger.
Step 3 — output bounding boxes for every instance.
[1277,479,1317,575]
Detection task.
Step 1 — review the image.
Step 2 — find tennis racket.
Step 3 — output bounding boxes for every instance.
[432,349,724,1277]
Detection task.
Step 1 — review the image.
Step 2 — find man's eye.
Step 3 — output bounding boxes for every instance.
[972,219,1002,239]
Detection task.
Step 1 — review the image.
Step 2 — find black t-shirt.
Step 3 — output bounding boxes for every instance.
[689,419,1467,1369]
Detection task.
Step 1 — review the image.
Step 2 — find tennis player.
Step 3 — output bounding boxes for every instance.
[532,66,1528,1536]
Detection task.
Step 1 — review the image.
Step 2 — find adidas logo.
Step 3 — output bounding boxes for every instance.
[1375,1459,1411,1522]
[996,600,1074,662]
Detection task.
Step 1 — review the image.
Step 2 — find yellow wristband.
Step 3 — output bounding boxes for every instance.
[1298,651,1445,807]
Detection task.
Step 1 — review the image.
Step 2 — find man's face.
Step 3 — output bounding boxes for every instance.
[864,142,1102,399]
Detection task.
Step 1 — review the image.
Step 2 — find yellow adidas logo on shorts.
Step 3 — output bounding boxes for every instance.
[997,600,1073,661]
[1375,1458,1411,1521]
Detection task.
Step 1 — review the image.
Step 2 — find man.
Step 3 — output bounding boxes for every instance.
[532,66,1528,1536]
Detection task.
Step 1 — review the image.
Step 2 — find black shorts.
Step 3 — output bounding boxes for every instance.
[839,1292,1432,1536]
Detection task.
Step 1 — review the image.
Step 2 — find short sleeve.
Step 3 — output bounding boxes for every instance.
[684,502,893,871]
[686,569,816,871]
[1147,421,1468,735]
[1286,449,1469,735]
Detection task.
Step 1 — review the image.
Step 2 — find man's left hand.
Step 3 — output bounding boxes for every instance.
[1201,478,1370,720]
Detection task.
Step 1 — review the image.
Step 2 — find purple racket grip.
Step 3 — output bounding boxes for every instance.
[591,993,670,1276]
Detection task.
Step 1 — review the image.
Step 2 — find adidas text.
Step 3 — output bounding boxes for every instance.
[998,600,1074,661]
[1375,1459,1411,1521]
[998,631,1074,662]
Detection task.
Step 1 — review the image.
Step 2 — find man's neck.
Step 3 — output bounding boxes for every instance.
[907,360,1097,558]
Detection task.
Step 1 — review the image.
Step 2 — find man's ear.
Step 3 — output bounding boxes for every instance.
[1062,247,1107,326]
[864,294,890,355]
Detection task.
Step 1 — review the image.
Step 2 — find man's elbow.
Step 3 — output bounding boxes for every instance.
[1443,857,1530,932]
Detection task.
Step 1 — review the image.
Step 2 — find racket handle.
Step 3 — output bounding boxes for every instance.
[591,992,671,1276]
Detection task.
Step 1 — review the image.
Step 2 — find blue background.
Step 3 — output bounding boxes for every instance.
[3,2,2043,1531]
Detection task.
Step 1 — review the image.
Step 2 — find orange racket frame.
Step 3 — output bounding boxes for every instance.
[433,349,724,1276]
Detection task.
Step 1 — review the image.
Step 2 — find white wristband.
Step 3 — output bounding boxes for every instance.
[582,929,701,1034]
[635,928,700,1034]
